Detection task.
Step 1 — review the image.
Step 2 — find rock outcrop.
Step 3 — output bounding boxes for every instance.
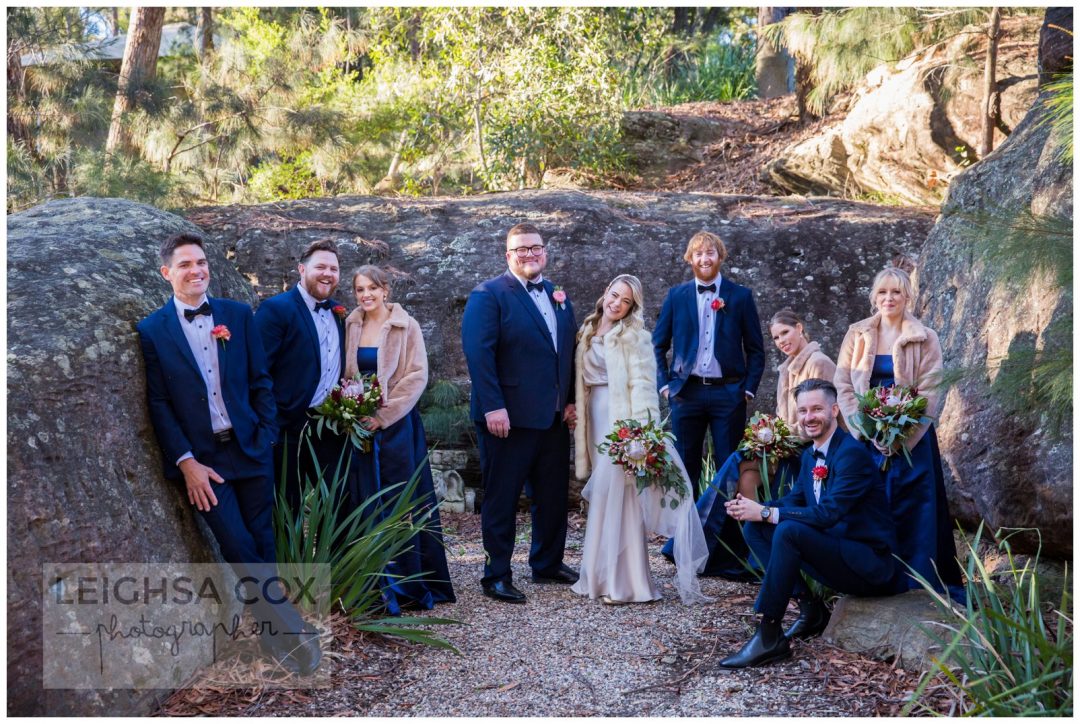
[765,14,1043,204]
[915,13,1073,556]
[7,198,253,716]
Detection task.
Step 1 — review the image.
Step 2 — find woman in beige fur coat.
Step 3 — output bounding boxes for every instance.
[343,265,455,611]
[834,266,962,598]
[570,275,708,605]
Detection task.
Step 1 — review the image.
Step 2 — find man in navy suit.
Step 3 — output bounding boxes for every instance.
[461,223,578,603]
[137,232,321,675]
[653,230,765,499]
[720,378,897,668]
[255,239,348,511]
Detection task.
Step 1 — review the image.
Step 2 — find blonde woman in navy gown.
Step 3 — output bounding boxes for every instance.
[344,265,455,612]
[835,266,963,599]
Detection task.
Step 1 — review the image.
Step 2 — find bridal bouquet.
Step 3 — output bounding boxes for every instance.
[846,384,932,471]
[736,413,803,462]
[309,373,384,453]
[598,418,688,509]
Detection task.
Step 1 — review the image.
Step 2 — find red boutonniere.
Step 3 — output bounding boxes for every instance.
[333,305,347,319]
[812,464,828,487]
[211,324,231,347]
[552,286,567,310]
[711,298,726,312]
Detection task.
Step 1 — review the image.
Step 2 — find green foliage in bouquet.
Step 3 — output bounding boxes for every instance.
[274,436,458,650]
[309,373,383,453]
[736,412,803,462]
[847,384,931,470]
[598,417,688,509]
[904,524,1072,716]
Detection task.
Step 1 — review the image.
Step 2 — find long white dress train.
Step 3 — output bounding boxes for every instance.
[571,341,710,604]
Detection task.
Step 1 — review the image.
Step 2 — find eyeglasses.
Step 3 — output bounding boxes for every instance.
[508,244,546,258]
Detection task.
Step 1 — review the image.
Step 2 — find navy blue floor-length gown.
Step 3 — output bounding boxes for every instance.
[869,354,963,597]
[352,346,456,613]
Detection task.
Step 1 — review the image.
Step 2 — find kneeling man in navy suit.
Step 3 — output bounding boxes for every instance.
[720,378,896,668]
[138,232,321,675]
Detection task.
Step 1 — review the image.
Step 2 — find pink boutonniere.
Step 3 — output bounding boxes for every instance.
[812,464,828,488]
[211,324,231,347]
[711,298,726,312]
[332,305,347,319]
[552,286,567,310]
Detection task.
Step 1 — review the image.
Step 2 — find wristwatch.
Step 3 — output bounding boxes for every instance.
[760,506,772,521]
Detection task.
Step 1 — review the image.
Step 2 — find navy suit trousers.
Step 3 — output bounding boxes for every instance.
[476,413,569,586]
[745,519,895,620]
[197,437,307,641]
[669,378,746,499]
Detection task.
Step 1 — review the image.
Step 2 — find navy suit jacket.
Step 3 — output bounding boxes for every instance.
[138,297,278,480]
[774,429,897,581]
[652,277,765,398]
[461,272,576,429]
[255,286,347,434]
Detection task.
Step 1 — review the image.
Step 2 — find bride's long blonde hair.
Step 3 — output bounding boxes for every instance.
[577,274,646,349]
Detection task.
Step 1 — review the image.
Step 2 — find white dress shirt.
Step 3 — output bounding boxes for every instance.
[769,428,837,524]
[510,269,558,351]
[296,283,342,407]
[174,295,232,465]
[692,274,724,378]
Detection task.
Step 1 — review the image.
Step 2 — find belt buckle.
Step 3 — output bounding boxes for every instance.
[700,376,715,386]
[214,429,234,444]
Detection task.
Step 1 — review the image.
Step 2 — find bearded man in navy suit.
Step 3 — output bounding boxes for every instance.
[461,223,578,604]
[137,232,321,675]
[255,239,348,512]
[653,230,765,499]
[720,378,897,669]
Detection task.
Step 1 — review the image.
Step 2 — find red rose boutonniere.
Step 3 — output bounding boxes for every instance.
[333,305,347,319]
[211,324,231,347]
[711,298,726,312]
[552,286,567,310]
[812,464,828,487]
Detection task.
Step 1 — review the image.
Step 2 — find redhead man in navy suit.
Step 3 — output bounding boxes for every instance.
[653,230,765,499]
[720,379,897,668]
[255,239,348,511]
[137,232,321,675]
[461,223,578,604]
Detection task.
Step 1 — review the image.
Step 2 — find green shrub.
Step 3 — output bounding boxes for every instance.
[904,524,1072,716]
[273,434,458,650]
[246,152,322,201]
[419,379,474,448]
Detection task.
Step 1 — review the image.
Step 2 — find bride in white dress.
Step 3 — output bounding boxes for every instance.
[570,275,709,605]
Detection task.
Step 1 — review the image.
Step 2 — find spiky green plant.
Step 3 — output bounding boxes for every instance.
[903,524,1072,716]
[1040,68,1073,162]
[274,435,458,650]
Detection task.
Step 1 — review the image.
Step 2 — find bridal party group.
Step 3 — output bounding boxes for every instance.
[138,223,962,675]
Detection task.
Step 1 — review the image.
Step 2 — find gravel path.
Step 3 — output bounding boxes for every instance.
[160,510,917,716]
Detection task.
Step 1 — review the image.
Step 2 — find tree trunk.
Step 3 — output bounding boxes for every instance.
[699,8,725,36]
[755,7,794,98]
[196,7,214,64]
[979,7,1001,157]
[663,7,695,80]
[105,7,165,155]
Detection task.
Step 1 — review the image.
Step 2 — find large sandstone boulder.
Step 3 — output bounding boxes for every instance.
[916,27,1073,559]
[7,198,253,716]
[765,14,1042,204]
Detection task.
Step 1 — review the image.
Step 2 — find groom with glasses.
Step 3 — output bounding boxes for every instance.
[462,223,578,604]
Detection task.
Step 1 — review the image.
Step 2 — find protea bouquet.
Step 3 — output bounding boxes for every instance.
[309,373,384,452]
[737,413,803,462]
[847,384,932,470]
[597,417,688,509]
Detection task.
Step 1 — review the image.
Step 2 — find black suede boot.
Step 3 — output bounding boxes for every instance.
[718,616,791,669]
[784,597,830,640]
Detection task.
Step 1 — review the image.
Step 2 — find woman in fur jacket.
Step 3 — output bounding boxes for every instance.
[570,274,708,605]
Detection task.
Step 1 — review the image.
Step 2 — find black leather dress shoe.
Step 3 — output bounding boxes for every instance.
[290,631,323,676]
[785,598,831,640]
[531,564,579,584]
[482,580,527,603]
[718,618,791,669]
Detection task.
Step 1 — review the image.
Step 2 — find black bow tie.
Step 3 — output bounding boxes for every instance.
[184,301,212,322]
[812,449,826,460]
[697,283,716,294]
[314,300,333,312]
[526,281,545,293]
